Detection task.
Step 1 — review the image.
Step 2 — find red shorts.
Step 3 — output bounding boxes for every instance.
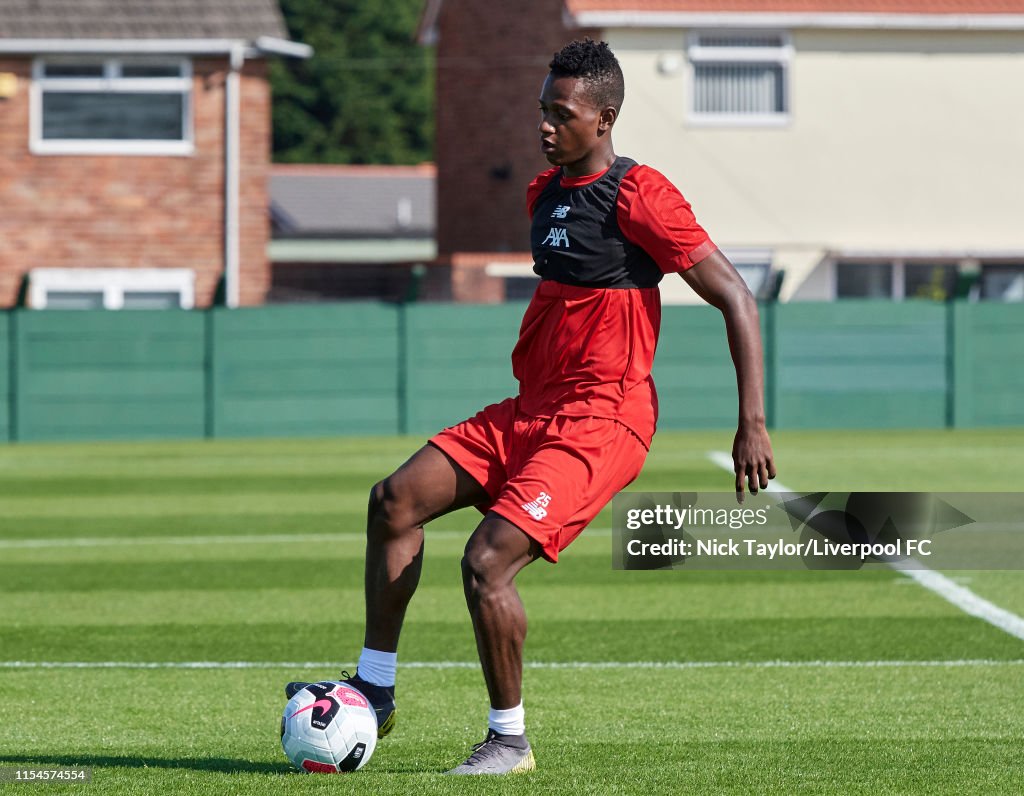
[429,397,648,562]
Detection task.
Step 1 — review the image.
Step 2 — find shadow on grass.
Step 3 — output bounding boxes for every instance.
[0,753,290,775]
[0,753,442,776]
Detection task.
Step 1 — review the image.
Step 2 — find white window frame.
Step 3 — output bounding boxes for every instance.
[685,31,792,127]
[30,56,194,156]
[28,268,196,309]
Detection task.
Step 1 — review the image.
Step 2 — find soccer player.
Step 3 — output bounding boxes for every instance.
[288,38,775,774]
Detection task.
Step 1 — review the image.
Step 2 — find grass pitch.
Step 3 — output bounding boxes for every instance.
[1,428,1023,794]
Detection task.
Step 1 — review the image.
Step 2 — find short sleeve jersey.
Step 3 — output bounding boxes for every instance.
[513,160,717,447]
[527,162,717,276]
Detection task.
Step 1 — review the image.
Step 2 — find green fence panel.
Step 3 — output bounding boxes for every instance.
[774,301,948,429]
[5,300,1023,445]
[403,303,523,434]
[952,302,1024,427]
[0,313,9,442]
[654,305,739,429]
[14,310,206,442]
[211,304,401,438]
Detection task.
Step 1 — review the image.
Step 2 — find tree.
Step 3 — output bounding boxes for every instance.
[271,0,433,164]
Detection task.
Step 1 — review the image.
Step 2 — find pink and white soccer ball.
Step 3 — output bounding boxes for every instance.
[280,681,378,773]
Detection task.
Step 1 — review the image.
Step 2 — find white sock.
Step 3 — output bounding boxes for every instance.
[356,647,397,687]
[488,702,525,736]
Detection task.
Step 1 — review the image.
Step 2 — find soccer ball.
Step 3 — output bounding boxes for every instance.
[280,681,378,773]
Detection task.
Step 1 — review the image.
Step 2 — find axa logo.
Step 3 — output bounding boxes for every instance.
[551,205,570,219]
[542,227,569,248]
[521,491,552,521]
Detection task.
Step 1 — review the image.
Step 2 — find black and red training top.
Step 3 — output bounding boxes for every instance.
[513,156,717,447]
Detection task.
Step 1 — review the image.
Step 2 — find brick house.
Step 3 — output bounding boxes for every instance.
[419,0,1024,303]
[0,0,310,309]
[417,0,593,301]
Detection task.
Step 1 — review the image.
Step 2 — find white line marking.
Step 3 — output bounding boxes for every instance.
[889,561,1024,640]
[1,659,1021,671]
[707,451,1024,642]
[0,529,613,550]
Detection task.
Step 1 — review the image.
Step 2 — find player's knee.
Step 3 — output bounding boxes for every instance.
[367,477,415,537]
[461,540,504,594]
[367,479,386,520]
[368,480,384,514]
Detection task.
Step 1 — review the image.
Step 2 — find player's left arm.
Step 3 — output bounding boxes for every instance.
[681,250,777,499]
[616,166,776,496]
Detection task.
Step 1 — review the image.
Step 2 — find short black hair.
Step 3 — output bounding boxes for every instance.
[549,38,625,112]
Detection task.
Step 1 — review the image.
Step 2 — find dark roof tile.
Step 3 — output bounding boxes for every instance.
[270,165,436,239]
[0,0,288,40]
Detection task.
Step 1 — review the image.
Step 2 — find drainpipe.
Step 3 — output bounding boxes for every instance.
[224,43,244,308]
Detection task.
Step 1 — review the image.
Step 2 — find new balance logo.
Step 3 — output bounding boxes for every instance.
[521,491,552,521]
[542,227,569,248]
[551,205,570,219]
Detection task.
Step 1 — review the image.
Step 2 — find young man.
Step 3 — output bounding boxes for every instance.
[287,38,775,774]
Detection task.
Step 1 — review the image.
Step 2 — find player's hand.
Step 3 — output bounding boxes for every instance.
[732,423,776,503]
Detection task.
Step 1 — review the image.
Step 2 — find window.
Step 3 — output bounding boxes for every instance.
[28,269,195,310]
[835,261,959,300]
[980,265,1024,301]
[836,262,894,299]
[727,251,776,299]
[44,291,106,310]
[904,264,957,300]
[687,32,791,125]
[31,58,192,155]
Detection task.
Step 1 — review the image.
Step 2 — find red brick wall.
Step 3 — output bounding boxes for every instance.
[0,56,271,308]
[434,0,594,257]
[237,60,272,307]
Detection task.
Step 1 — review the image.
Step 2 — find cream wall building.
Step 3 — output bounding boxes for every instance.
[567,2,1024,303]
